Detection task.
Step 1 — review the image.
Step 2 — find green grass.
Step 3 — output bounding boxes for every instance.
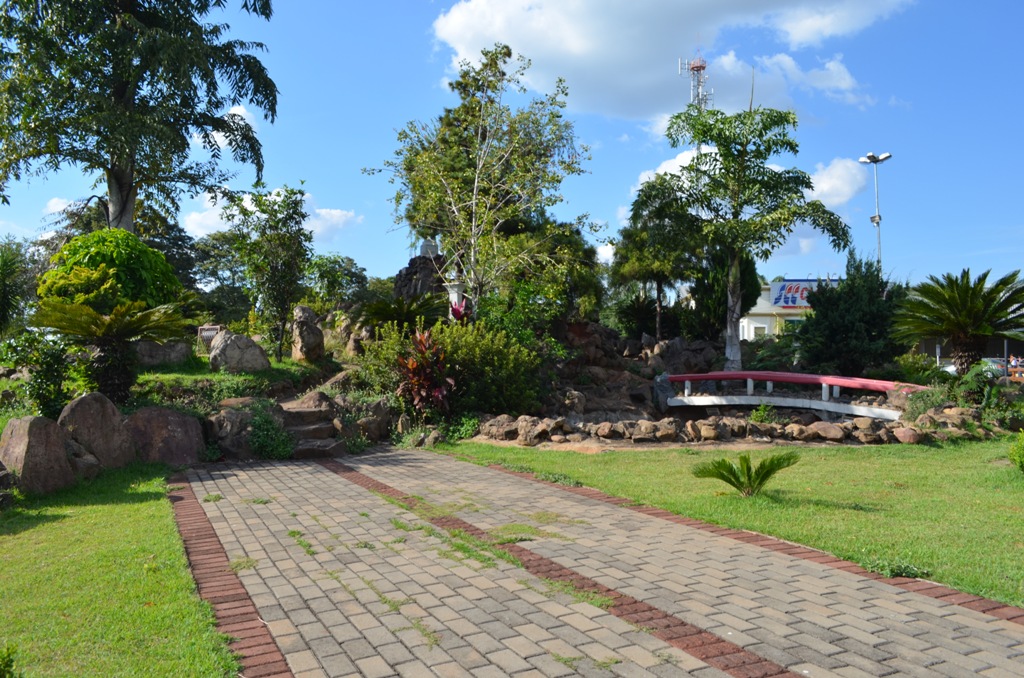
[0,464,237,677]
[443,439,1024,607]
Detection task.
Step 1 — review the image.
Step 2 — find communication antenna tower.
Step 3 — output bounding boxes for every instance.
[679,50,713,110]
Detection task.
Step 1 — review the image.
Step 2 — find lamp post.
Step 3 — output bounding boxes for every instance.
[858,151,892,268]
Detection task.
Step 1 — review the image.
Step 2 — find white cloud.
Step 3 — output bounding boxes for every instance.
[597,242,615,264]
[432,0,907,120]
[44,197,71,215]
[191,105,258,150]
[181,189,363,243]
[807,158,868,208]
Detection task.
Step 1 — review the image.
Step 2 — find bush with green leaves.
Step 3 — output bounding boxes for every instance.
[355,321,408,398]
[0,333,73,419]
[749,403,784,424]
[692,451,800,497]
[0,642,24,678]
[37,229,182,313]
[245,401,294,460]
[1008,431,1024,474]
[431,320,542,416]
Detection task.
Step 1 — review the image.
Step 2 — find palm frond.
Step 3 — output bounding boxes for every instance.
[692,452,800,497]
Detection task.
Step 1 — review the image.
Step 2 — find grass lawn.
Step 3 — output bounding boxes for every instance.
[0,464,237,677]
[442,437,1024,608]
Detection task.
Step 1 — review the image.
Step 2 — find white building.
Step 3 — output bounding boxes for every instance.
[739,279,838,341]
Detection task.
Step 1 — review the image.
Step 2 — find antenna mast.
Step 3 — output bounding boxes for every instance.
[679,50,713,110]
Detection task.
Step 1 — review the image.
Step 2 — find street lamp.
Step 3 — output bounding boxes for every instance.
[858,151,892,268]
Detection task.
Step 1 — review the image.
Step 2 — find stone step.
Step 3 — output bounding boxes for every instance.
[286,421,337,440]
[281,407,332,427]
[292,438,346,460]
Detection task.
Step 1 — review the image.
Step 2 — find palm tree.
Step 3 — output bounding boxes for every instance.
[31,300,191,404]
[892,269,1024,376]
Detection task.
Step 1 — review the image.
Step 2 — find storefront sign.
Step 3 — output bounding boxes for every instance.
[769,279,836,309]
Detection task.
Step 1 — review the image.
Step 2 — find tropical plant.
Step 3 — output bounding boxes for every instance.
[0,0,278,232]
[37,229,183,314]
[892,268,1024,376]
[225,183,313,362]
[692,451,800,497]
[665,104,850,369]
[373,43,590,309]
[31,299,191,404]
[355,294,447,334]
[396,330,454,418]
[749,403,784,424]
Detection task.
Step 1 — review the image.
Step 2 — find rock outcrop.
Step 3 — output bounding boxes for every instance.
[209,330,272,373]
[0,416,78,495]
[126,407,205,466]
[291,305,325,363]
[58,392,136,469]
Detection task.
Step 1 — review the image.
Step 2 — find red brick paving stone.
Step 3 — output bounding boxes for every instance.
[316,460,800,678]
[168,475,294,678]
[483,461,1024,630]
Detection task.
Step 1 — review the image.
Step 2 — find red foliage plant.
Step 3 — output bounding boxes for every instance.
[396,329,455,414]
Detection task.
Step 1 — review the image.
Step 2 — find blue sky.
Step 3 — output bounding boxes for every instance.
[2,0,1021,286]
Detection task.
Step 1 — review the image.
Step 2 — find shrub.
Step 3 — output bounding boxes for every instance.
[431,320,542,416]
[355,321,408,397]
[444,414,480,440]
[749,403,783,424]
[396,330,454,418]
[37,229,182,313]
[0,643,24,678]
[0,334,73,419]
[1009,431,1024,474]
[245,402,294,460]
[692,452,800,497]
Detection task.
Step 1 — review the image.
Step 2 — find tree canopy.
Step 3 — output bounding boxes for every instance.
[374,43,590,310]
[0,0,278,233]
[665,104,850,369]
[224,183,312,362]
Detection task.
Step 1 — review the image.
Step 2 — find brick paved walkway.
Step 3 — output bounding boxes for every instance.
[178,448,1024,677]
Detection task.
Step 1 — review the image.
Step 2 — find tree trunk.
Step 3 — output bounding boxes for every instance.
[106,164,137,233]
[654,280,664,341]
[723,251,743,371]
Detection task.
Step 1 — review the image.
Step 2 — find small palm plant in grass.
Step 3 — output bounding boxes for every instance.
[692,451,800,497]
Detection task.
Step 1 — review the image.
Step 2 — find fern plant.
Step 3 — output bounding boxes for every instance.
[692,451,800,497]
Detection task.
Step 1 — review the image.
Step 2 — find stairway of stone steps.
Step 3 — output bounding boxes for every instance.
[279,402,346,459]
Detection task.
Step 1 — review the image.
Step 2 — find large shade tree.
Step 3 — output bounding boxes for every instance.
[893,268,1024,375]
[665,105,850,370]
[374,43,589,311]
[0,0,278,233]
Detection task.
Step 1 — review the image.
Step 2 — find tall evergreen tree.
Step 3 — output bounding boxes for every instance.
[798,251,911,376]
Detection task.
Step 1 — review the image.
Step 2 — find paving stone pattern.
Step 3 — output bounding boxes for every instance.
[182,450,1024,677]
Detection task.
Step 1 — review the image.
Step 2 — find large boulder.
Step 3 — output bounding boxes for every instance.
[0,416,78,495]
[206,408,255,460]
[393,255,445,301]
[291,305,325,363]
[126,407,204,466]
[58,392,136,469]
[209,330,271,373]
[135,340,192,368]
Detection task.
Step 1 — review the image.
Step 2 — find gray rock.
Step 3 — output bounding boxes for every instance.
[58,392,136,469]
[209,330,271,373]
[135,340,192,368]
[291,305,325,362]
[126,407,204,466]
[206,408,255,460]
[0,416,78,495]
